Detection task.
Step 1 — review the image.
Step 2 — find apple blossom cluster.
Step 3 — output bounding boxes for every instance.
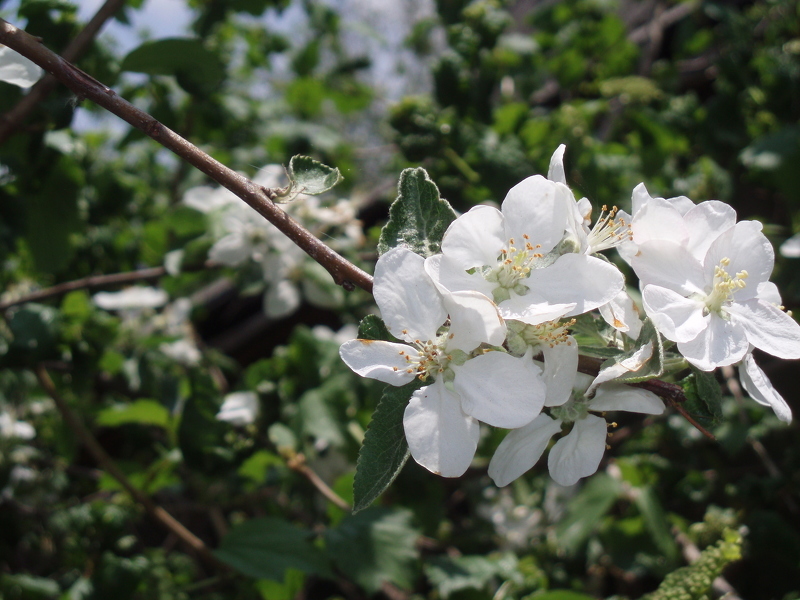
[182,165,364,318]
[340,146,800,488]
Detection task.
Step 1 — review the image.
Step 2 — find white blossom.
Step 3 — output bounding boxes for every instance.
[216,391,260,426]
[340,247,547,477]
[93,287,169,311]
[488,371,664,487]
[632,219,800,370]
[427,148,623,326]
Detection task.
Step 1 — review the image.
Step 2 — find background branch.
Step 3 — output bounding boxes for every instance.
[0,18,373,295]
[0,0,128,143]
[35,365,227,572]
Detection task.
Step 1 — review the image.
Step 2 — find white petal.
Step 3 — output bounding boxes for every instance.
[779,233,800,258]
[264,280,300,318]
[547,414,608,486]
[704,221,774,300]
[684,201,737,260]
[589,384,664,414]
[374,247,447,342]
[488,414,563,487]
[542,338,579,407]
[0,46,42,88]
[93,287,168,310]
[642,285,707,343]
[728,299,800,359]
[677,315,749,370]
[526,254,624,317]
[598,289,643,340]
[631,196,689,247]
[739,353,792,422]
[444,290,506,352]
[338,340,418,385]
[757,281,782,305]
[453,350,545,428]
[499,292,575,326]
[547,144,567,185]
[403,381,480,477]
[216,392,260,426]
[587,341,654,394]
[501,175,571,254]
[441,205,506,269]
[630,182,653,216]
[632,240,706,295]
[425,253,496,298]
[209,232,251,266]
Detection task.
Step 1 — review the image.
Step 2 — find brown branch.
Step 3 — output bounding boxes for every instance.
[0,19,374,295]
[578,354,716,440]
[286,452,352,512]
[34,365,228,571]
[0,0,128,143]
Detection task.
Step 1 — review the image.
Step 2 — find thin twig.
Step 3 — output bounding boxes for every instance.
[578,354,716,440]
[0,0,128,143]
[286,452,352,512]
[0,266,165,311]
[34,365,228,571]
[0,19,373,295]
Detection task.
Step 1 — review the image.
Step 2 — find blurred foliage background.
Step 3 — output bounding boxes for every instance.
[1,0,800,598]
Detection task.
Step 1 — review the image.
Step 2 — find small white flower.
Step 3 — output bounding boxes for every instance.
[632,220,800,370]
[0,45,42,89]
[488,371,664,487]
[0,412,35,440]
[159,339,202,366]
[216,391,260,426]
[93,287,169,311]
[598,289,643,340]
[427,149,623,326]
[340,246,547,477]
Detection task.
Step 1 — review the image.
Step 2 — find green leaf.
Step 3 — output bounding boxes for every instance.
[595,318,665,386]
[353,380,424,513]
[555,472,622,554]
[631,485,680,565]
[0,573,60,598]
[357,314,396,342]
[280,155,343,200]
[121,38,225,94]
[679,366,724,428]
[378,167,457,257]
[215,517,333,581]
[95,399,170,429]
[424,553,520,599]
[528,592,597,600]
[6,303,59,362]
[323,507,419,594]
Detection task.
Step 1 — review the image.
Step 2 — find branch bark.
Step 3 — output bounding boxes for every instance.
[0,0,128,143]
[0,18,374,295]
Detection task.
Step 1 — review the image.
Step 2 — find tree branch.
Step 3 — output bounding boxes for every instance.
[0,18,374,295]
[34,365,228,571]
[0,0,128,143]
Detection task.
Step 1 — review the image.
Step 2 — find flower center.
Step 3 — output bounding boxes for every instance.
[398,332,454,381]
[549,396,590,423]
[507,318,576,355]
[703,257,748,315]
[479,235,544,303]
[586,206,632,253]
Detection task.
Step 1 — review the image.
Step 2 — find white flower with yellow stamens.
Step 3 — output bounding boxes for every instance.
[632,220,800,371]
[339,247,547,477]
[426,147,624,327]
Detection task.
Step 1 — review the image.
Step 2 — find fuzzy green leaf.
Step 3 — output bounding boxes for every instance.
[352,380,424,513]
[378,167,457,257]
[284,155,343,198]
[680,366,724,428]
[215,517,333,581]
